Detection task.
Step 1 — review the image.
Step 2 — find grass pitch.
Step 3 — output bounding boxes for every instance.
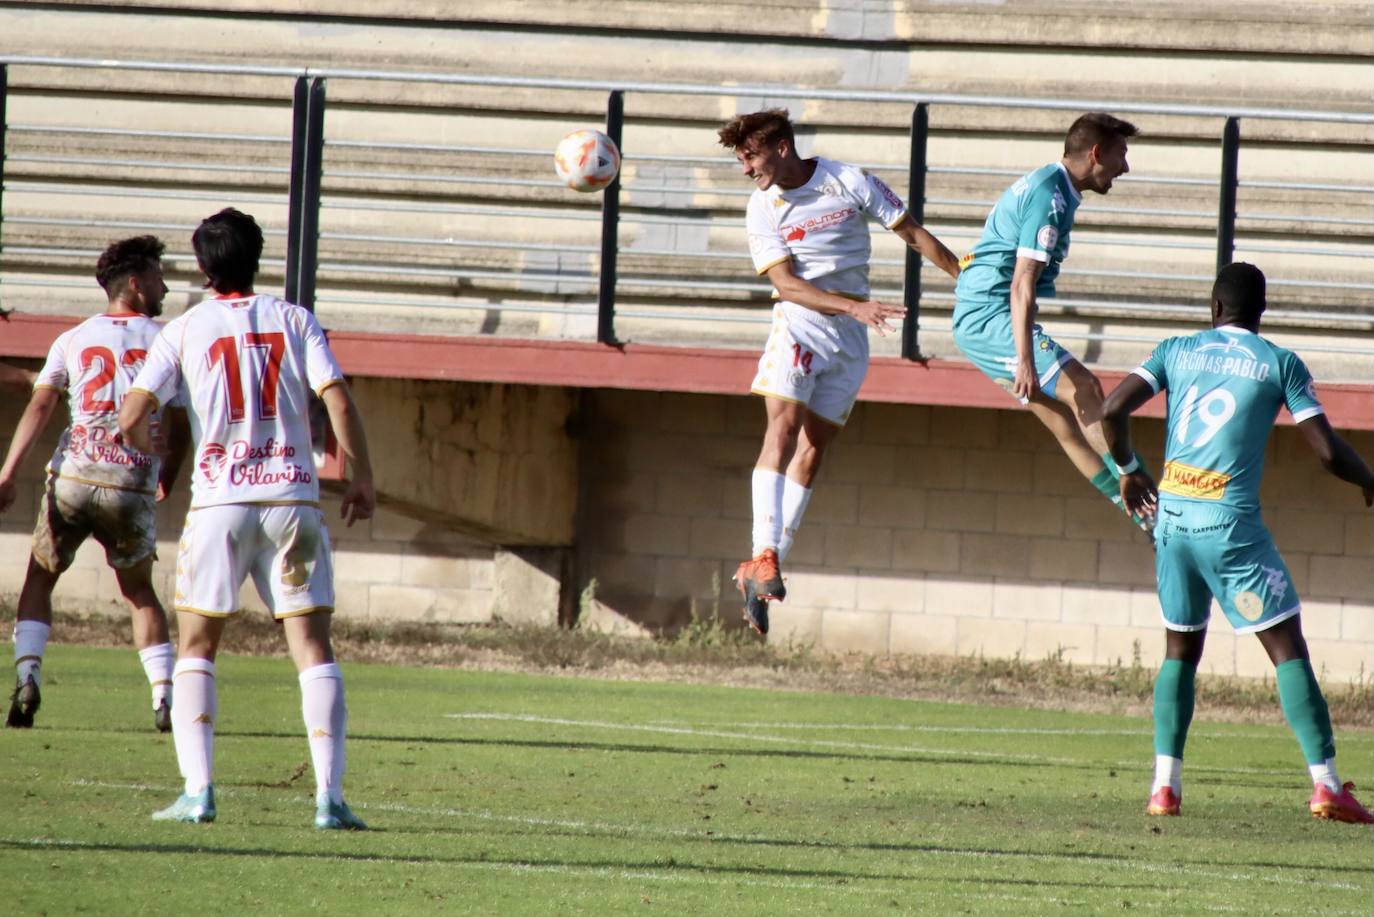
[1,645,1370,916]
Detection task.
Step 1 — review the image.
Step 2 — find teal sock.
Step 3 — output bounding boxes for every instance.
[1153,658,1196,758]
[1276,658,1336,765]
[1090,463,1119,502]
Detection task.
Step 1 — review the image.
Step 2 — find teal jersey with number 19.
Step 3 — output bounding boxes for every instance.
[1132,326,1324,515]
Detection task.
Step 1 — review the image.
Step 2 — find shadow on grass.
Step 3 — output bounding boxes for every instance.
[0,835,1167,892]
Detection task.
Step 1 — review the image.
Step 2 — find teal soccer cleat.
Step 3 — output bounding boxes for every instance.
[315,798,368,830]
[152,786,216,823]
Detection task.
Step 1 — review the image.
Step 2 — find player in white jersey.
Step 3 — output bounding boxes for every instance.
[0,235,185,732]
[718,109,961,635]
[119,208,376,830]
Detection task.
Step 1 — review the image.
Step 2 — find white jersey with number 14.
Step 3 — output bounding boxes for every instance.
[131,294,344,508]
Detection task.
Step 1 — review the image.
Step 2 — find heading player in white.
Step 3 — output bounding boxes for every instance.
[0,235,186,731]
[120,208,376,829]
[718,109,961,636]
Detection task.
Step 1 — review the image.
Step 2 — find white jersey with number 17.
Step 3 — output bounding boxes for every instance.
[131,294,345,509]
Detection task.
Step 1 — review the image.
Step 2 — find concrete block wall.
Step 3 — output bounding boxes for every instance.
[578,388,1374,682]
[0,390,499,628]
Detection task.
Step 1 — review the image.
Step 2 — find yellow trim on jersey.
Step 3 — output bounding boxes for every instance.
[315,378,345,397]
[769,290,866,303]
[274,605,334,620]
[49,471,156,496]
[127,387,161,411]
[755,255,791,276]
[33,383,61,392]
[885,211,910,231]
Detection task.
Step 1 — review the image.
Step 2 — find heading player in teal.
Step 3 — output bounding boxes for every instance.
[1103,262,1374,824]
[955,112,1150,532]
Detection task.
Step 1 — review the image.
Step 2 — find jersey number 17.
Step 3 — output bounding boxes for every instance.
[206,332,285,423]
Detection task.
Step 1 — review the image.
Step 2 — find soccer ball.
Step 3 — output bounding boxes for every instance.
[554,129,620,192]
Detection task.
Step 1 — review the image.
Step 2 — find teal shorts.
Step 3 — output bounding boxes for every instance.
[1154,501,1300,635]
[952,302,1073,403]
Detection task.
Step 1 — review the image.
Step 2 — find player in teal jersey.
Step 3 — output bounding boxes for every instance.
[955,113,1150,532]
[1102,262,1374,824]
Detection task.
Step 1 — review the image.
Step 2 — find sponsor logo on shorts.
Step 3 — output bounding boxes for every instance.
[1159,460,1231,500]
[1037,225,1059,250]
[1234,590,1264,622]
[199,443,228,485]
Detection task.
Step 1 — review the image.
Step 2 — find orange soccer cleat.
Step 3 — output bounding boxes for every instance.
[1146,786,1181,816]
[733,549,785,636]
[1309,782,1374,824]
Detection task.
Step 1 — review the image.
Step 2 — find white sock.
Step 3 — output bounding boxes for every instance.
[299,662,347,806]
[776,477,813,563]
[1310,758,1341,793]
[138,642,175,709]
[13,620,51,685]
[171,658,217,796]
[751,468,786,556]
[1153,754,1183,795]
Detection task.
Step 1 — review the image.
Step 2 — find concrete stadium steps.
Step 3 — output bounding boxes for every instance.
[2,5,1371,379]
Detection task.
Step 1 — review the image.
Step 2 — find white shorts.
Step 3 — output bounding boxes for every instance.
[750,304,869,426]
[174,502,334,619]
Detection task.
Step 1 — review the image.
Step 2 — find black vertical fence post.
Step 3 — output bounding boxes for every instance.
[297,77,326,313]
[285,76,309,305]
[285,76,325,312]
[902,103,929,361]
[1216,116,1240,273]
[0,64,8,311]
[598,90,624,345]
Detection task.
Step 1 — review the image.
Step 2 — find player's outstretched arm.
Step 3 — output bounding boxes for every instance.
[320,383,376,528]
[763,262,906,334]
[1101,374,1159,518]
[1298,414,1374,506]
[890,218,962,280]
[117,390,158,455]
[0,387,61,513]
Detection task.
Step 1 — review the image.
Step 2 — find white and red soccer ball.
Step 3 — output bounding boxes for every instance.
[554,129,620,193]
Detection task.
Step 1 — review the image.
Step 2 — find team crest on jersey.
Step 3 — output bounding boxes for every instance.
[1037,225,1059,250]
[199,442,228,485]
[67,424,88,457]
[1050,189,1066,217]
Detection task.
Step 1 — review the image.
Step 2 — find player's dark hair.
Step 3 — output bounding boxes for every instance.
[192,207,263,294]
[1063,113,1138,156]
[95,234,164,294]
[718,109,796,152]
[1212,261,1266,322]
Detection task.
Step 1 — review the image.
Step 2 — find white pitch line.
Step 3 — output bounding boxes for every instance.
[445,712,1087,765]
[444,712,1316,778]
[63,782,1371,895]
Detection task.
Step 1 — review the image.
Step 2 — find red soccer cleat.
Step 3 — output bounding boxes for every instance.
[1309,782,1374,824]
[1146,786,1181,816]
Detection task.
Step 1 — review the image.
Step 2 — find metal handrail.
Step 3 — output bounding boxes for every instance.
[3,55,1372,124]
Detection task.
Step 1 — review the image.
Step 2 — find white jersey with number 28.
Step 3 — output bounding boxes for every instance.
[131,294,344,508]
